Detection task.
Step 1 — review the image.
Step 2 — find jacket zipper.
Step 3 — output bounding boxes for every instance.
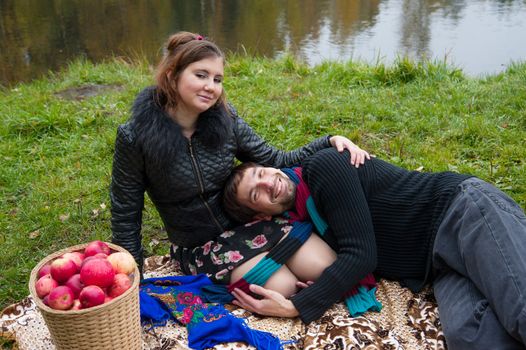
[188,138,224,232]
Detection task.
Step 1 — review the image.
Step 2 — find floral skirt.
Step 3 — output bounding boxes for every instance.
[171,217,293,283]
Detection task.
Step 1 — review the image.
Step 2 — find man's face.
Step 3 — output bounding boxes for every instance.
[236,166,296,217]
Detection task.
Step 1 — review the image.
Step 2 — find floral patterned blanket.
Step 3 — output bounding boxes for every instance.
[1,255,446,350]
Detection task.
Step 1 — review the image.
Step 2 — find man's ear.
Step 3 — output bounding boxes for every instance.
[253,213,272,221]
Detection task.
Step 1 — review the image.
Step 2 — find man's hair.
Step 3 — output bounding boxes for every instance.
[223,162,262,223]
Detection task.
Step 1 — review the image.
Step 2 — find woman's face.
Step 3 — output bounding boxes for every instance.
[175,56,224,116]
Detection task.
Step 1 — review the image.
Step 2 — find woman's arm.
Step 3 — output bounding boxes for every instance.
[110,124,146,272]
[232,115,369,167]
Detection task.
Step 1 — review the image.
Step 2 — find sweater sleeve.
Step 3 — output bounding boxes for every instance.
[110,124,146,272]
[233,115,331,167]
[290,148,377,323]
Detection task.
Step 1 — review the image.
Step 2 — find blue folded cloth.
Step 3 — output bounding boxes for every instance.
[139,274,290,350]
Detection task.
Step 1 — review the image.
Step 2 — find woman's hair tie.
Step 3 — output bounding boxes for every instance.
[195,35,204,41]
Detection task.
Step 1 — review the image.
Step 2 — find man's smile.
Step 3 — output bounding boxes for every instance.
[273,176,282,201]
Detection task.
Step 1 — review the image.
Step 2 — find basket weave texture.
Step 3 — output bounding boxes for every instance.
[28,242,142,350]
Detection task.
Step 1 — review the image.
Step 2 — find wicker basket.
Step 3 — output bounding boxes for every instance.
[28,242,142,350]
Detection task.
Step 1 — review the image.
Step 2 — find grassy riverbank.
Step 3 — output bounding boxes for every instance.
[1,56,525,340]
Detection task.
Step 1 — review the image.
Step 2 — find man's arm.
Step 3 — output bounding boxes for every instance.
[289,148,377,323]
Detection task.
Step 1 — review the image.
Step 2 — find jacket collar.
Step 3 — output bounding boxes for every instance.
[129,86,232,166]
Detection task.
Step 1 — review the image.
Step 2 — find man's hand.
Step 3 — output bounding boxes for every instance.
[231,284,299,318]
[329,136,370,168]
[295,280,314,289]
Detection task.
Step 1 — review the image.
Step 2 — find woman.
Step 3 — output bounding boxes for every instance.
[110,31,369,281]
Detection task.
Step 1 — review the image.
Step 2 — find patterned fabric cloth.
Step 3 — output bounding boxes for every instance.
[139,274,290,350]
[0,255,447,350]
[171,218,292,283]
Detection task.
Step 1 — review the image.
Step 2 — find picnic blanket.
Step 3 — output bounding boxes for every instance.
[1,255,446,349]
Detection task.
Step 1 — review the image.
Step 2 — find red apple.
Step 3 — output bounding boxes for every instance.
[79,285,106,308]
[107,252,136,275]
[37,264,52,279]
[35,274,59,298]
[80,258,115,288]
[108,273,132,298]
[65,274,84,298]
[104,295,114,303]
[93,253,108,259]
[50,257,78,283]
[80,256,98,268]
[79,254,108,270]
[42,295,49,306]
[48,286,75,310]
[62,252,85,270]
[71,299,82,310]
[84,240,111,257]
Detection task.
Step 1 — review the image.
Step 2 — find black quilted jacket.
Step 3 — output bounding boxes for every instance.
[110,86,331,270]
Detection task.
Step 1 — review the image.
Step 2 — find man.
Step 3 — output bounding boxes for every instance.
[223,148,526,349]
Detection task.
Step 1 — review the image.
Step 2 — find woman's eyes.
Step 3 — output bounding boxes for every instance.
[195,72,222,83]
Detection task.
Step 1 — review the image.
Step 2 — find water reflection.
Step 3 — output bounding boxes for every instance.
[1,0,525,85]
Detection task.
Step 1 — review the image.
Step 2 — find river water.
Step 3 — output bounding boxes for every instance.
[1,0,525,85]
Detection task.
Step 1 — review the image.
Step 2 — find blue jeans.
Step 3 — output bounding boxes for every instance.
[432,178,526,350]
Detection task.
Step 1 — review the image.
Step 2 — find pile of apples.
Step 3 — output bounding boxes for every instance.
[34,241,136,311]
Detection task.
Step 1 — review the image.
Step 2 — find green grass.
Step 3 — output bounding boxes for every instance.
[1,55,525,328]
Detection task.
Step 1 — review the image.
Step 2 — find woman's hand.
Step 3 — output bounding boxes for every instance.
[231,285,299,318]
[329,135,370,168]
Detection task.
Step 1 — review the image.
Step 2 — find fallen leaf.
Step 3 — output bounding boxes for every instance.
[59,213,70,222]
[29,230,40,239]
[100,203,106,210]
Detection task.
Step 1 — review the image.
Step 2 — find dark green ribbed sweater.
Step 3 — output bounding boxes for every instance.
[290,148,471,323]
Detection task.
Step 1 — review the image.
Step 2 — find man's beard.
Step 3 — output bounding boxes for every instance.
[280,177,297,212]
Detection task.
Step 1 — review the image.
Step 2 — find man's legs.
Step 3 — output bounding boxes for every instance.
[433,269,524,349]
[432,178,526,349]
